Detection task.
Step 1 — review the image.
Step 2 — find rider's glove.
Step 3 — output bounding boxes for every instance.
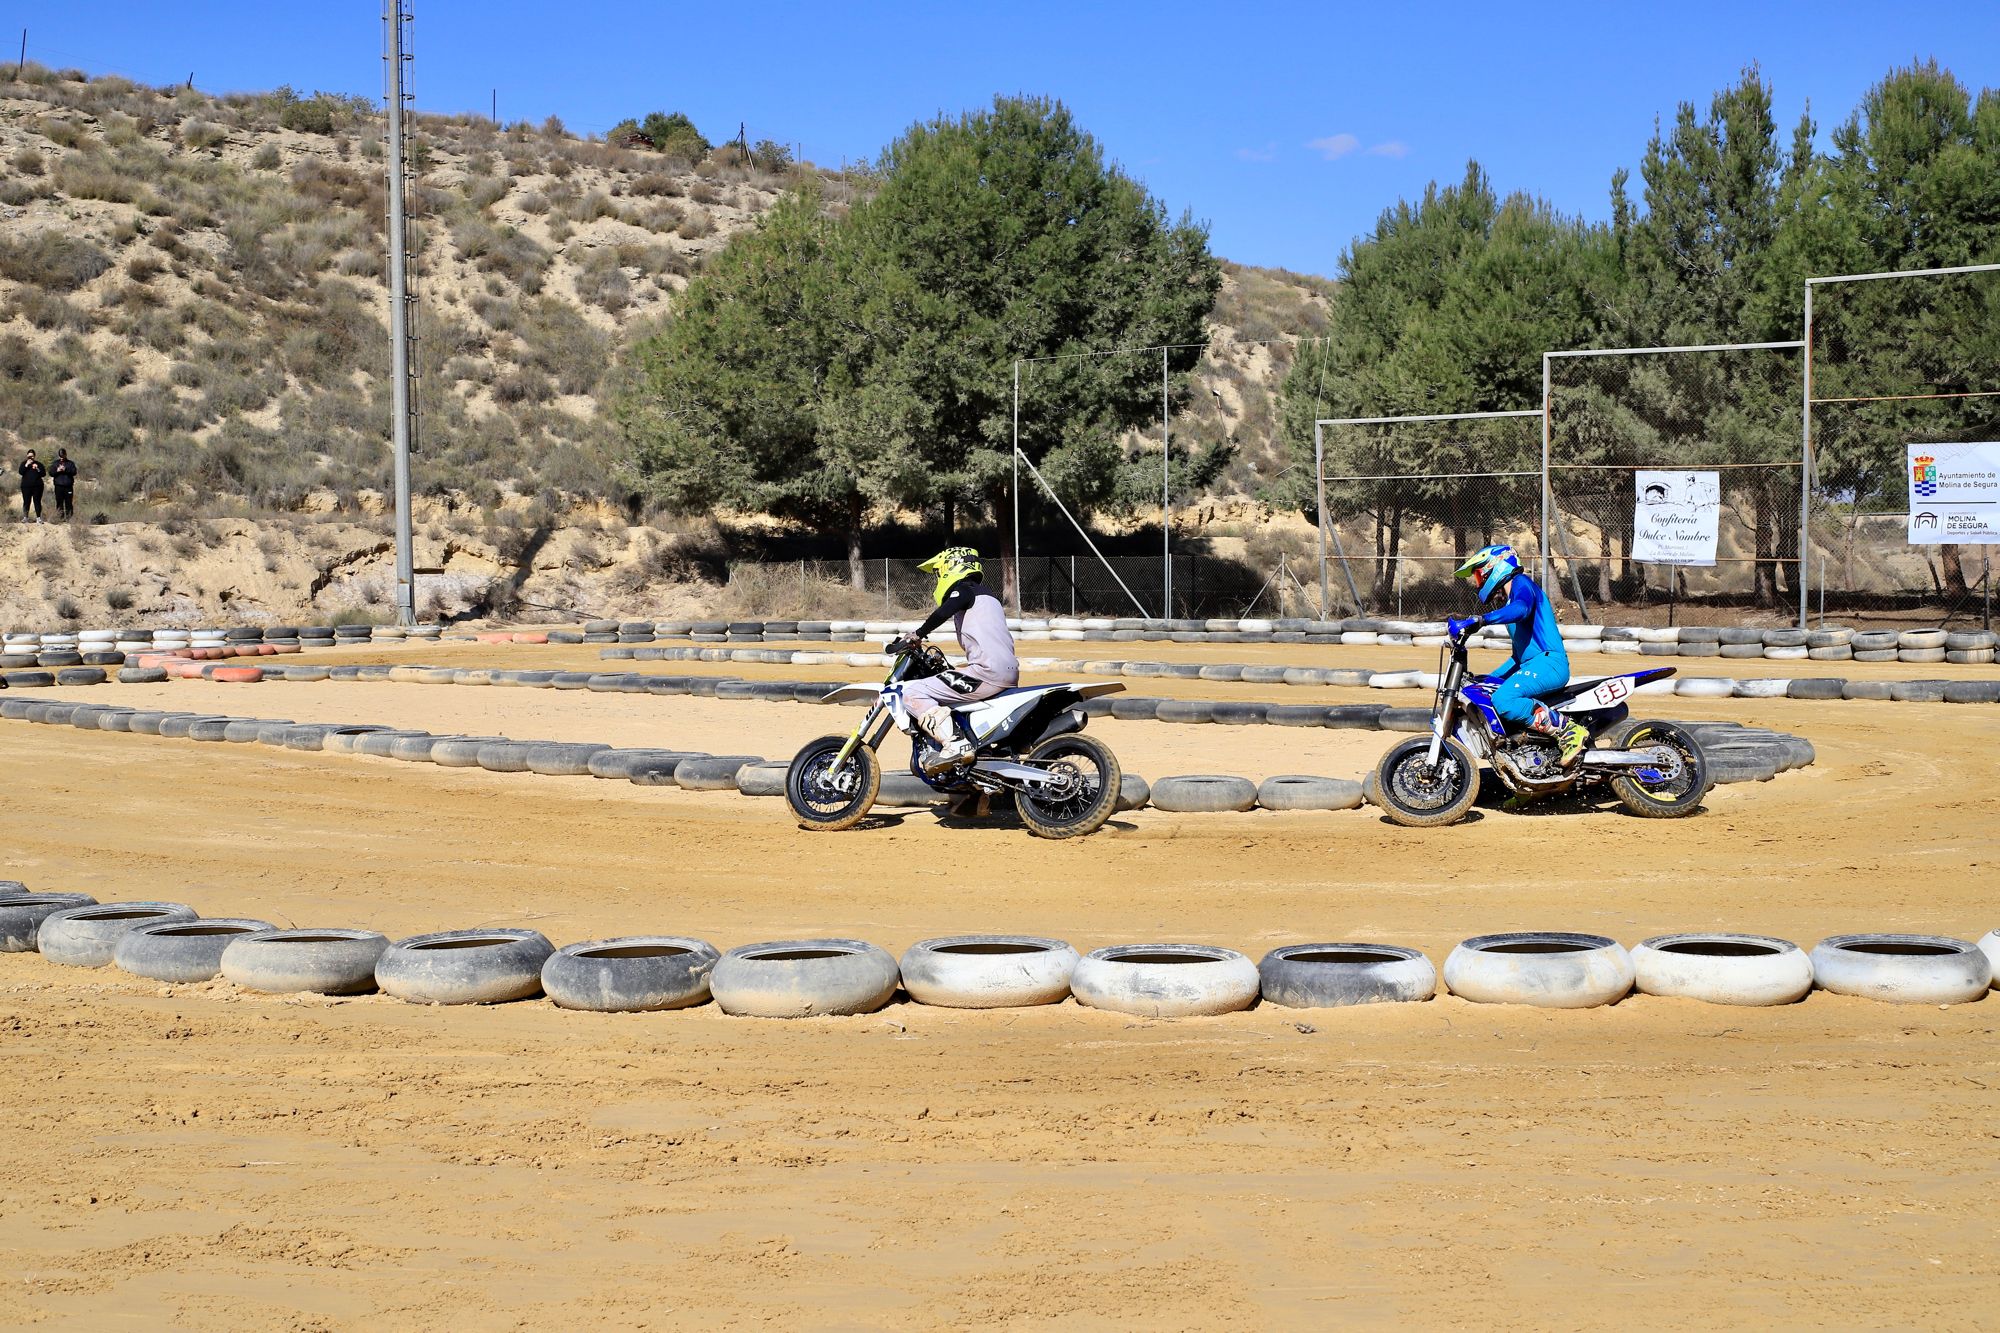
[885,634,917,656]
[1447,616,1481,642]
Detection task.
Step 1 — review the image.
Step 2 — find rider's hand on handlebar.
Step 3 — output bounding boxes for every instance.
[1447,616,1480,643]
[885,634,920,656]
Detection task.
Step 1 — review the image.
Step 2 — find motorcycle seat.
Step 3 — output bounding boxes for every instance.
[1534,668,1674,708]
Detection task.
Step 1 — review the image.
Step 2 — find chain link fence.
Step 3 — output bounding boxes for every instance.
[1807,266,2000,628]
[1547,343,1804,626]
[1311,412,1543,621]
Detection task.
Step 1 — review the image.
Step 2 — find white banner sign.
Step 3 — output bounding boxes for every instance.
[1632,470,1720,566]
[1908,442,2000,543]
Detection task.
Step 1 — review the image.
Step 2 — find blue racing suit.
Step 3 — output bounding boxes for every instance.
[1473,574,1569,728]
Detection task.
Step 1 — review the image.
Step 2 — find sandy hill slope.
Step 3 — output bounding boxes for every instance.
[0,67,1330,626]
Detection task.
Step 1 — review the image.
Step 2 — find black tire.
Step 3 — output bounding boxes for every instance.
[1373,735,1480,828]
[1602,718,1709,818]
[1015,733,1121,839]
[786,735,881,831]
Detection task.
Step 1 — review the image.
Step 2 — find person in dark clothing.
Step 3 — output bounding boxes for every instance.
[50,449,77,521]
[18,449,45,522]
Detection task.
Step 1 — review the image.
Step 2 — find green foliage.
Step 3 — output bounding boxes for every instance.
[621,96,1223,575]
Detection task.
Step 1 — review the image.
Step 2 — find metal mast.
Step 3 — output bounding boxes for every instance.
[384,0,417,626]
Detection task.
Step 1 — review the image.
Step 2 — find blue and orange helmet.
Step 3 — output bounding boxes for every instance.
[1454,544,1521,604]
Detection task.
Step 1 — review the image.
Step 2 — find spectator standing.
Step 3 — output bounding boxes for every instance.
[50,449,77,522]
[18,449,44,523]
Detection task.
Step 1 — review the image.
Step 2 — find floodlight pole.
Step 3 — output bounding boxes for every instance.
[1161,345,1172,618]
[1798,282,1814,630]
[384,0,416,627]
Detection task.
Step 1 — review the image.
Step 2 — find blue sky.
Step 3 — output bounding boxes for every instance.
[8,1,1997,273]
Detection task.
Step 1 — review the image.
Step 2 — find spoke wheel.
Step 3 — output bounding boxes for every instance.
[1015,734,1121,839]
[785,735,881,832]
[1374,736,1480,828]
[1604,719,1709,818]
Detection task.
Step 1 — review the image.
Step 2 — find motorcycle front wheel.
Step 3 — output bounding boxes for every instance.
[1374,735,1481,828]
[785,734,882,832]
[1602,718,1709,818]
[1015,734,1121,839]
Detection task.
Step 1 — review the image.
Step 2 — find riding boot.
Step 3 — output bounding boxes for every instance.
[917,708,972,768]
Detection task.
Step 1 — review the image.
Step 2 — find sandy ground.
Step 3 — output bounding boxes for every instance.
[3,642,1998,1329]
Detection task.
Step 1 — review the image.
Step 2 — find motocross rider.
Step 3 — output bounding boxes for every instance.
[1447,544,1588,765]
[889,547,1019,767]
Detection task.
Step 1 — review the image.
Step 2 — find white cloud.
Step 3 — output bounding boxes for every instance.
[1235,142,1277,163]
[1368,140,1410,158]
[1306,133,1359,160]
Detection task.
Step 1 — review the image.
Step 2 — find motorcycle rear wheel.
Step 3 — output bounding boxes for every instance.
[785,735,882,832]
[1374,735,1481,828]
[1602,719,1709,818]
[1016,734,1121,839]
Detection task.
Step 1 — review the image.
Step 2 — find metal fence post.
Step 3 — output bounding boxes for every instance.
[1314,422,1329,617]
[1799,281,1814,630]
[1161,345,1172,618]
[1540,353,1552,589]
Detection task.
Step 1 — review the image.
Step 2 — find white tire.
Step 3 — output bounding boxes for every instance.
[1631,933,1813,1006]
[710,939,899,1017]
[1809,934,1991,1005]
[1069,943,1260,1018]
[1731,678,1791,698]
[898,935,1079,1008]
[1443,932,1633,1008]
[1979,930,1999,987]
[1676,677,1733,698]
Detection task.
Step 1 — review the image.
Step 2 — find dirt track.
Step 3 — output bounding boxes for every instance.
[3,643,1998,1328]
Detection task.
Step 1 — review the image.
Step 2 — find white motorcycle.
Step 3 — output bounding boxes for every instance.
[785,640,1125,838]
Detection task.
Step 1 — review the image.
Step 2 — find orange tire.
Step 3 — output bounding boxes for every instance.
[477,632,511,644]
[511,632,548,644]
[168,661,206,679]
[210,666,264,683]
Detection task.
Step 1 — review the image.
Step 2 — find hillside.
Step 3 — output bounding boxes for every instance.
[0,66,1330,626]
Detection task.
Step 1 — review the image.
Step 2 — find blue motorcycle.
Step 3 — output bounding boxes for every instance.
[1372,629,1710,827]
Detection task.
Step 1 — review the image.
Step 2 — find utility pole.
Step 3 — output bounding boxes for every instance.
[384,0,417,627]
[15,29,25,82]
[490,88,496,124]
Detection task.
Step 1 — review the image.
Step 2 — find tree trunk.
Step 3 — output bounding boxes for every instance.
[1753,478,1778,608]
[1596,494,1613,606]
[846,493,866,591]
[990,484,1019,612]
[1940,543,1968,599]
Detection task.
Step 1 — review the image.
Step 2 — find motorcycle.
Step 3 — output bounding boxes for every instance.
[1372,628,1710,827]
[785,639,1126,839]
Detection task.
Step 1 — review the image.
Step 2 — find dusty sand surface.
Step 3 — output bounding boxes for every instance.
[3,647,1998,1328]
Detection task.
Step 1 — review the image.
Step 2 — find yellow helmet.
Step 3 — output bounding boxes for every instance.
[918,546,982,606]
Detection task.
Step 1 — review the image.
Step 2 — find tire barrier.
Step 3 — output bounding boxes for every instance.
[220,928,390,995]
[898,935,1080,1008]
[709,939,900,1017]
[1808,934,1992,1005]
[37,902,199,968]
[1069,943,1262,1018]
[1150,775,1259,813]
[375,929,555,1005]
[0,892,99,951]
[1629,933,1815,1006]
[676,755,764,791]
[1442,932,1635,1008]
[1255,775,1365,812]
[1257,943,1437,1007]
[541,937,720,1012]
[112,918,277,983]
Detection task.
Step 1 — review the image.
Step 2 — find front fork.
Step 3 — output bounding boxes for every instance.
[832,703,894,768]
[1424,693,1457,769]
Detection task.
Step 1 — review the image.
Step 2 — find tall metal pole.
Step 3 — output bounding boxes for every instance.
[1314,422,1329,615]
[1161,346,1171,618]
[384,0,416,627]
[1539,353,1552,589]
[1798,283,1814,630]
[1010,360,1022,615]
